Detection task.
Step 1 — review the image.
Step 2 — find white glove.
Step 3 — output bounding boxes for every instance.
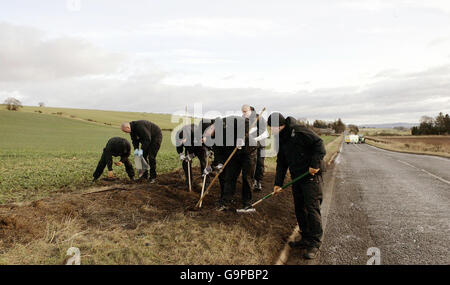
[203,166,213,177]
[236,138,245,149]
[179,153,186,161]
[215,163,224,171]
[134,149,140,156]
[254,130,269,142]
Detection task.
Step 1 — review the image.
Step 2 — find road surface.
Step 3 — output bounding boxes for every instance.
[288,143,450,265]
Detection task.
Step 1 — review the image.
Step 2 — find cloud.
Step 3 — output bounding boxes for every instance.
[0,22,125,82]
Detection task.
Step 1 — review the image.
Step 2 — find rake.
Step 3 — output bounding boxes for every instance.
[236,171,310,213]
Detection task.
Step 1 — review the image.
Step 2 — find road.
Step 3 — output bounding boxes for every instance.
[287,143,450,265]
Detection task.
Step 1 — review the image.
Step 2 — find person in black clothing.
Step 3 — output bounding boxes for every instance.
[241,105,268,192]
[202,116,257,210]
[121,120,163,183]
[176,123,208,188]
[93,137,135,181]
[267,112,326,260]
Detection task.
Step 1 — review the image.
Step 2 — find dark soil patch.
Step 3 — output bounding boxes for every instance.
[0,167,296,262]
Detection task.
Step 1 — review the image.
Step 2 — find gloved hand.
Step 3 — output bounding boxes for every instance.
[187,153,196,161]
[236,138,245,149]
[273,185,283,195]
[179,153,186,161]
[215,163,224,171]
[203,166,213,177]
[309,167,320,176]
[134,149,140,156]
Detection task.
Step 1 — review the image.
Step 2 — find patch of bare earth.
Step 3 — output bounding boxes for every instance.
[0,168,296,265]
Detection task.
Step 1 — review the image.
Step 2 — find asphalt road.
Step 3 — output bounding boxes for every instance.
[288,143,450,265]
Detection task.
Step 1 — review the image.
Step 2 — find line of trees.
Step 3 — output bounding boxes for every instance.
[312,118,346,134]
[411,112,450,135]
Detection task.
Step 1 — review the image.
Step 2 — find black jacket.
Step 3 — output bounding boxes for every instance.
[208,116,257,159]
[130,120,162,150]
[93,137,134,180]
[176,124,203,154]
[274,117,326,187]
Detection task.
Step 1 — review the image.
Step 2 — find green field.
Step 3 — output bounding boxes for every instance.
[0,107,336,204]
[0,109,179,204]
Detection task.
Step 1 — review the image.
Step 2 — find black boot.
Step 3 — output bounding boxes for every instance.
[288,239,310,249]
[304,247,320,259]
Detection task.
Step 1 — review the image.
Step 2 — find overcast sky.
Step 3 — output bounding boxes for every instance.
[1,0,450,124]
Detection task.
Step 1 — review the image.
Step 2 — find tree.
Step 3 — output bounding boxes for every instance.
[313,120,329,129]
[4,97,22,111]
[348,124,359,134]
[38,102,45,107]
[331,118,345,134]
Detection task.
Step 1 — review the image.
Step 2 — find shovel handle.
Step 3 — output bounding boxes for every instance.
[249,171,310,208]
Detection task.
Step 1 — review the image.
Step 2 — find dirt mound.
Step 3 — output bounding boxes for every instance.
[0,167,296,263]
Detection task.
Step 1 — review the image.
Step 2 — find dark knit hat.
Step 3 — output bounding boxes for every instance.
[267,112,286,127]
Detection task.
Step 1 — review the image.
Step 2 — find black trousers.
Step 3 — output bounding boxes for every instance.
[254,147,265,182]
[142,135,162,179]
[182,147,207,184]
[93,152,134,180]
[291,172,323,248]
[221,149,257,206]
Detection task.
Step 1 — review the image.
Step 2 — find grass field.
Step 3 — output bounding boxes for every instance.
[0,108,341,264]
[0,108,336,204]
[359,127,411,136]
[365,135,450,158]
[0,109,178,204]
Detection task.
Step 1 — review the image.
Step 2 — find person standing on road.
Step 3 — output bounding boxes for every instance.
[241,105,268,192]
[93,137,135,181]
[121,120,163,184]
[175,123,208,189]
[267,112,326,259]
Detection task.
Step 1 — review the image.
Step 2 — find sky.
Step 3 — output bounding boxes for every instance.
[1,0,450,124]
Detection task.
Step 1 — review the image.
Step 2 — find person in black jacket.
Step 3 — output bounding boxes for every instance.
[242,105,268,192]
[202,116,257,211]
[176,123,208,188]
[267,112,326,260]
[93,137,135,181]
[121,120,163,183]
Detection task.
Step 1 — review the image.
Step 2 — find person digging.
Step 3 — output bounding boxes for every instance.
[267,112,326,260]
[93,137,135,182]
[176,123,208,191]
[121,120,162,184]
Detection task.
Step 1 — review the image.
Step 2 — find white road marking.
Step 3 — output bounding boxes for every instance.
[397,159,450,185]
[420,168,450,185]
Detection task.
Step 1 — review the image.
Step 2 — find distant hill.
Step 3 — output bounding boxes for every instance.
[359,123,418,129]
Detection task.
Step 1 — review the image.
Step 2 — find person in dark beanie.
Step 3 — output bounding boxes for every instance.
[267,112,326,260]
[93,137,135,181]
[175,123,208,189]
[242,105,268,192]
[121,120,163,183]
